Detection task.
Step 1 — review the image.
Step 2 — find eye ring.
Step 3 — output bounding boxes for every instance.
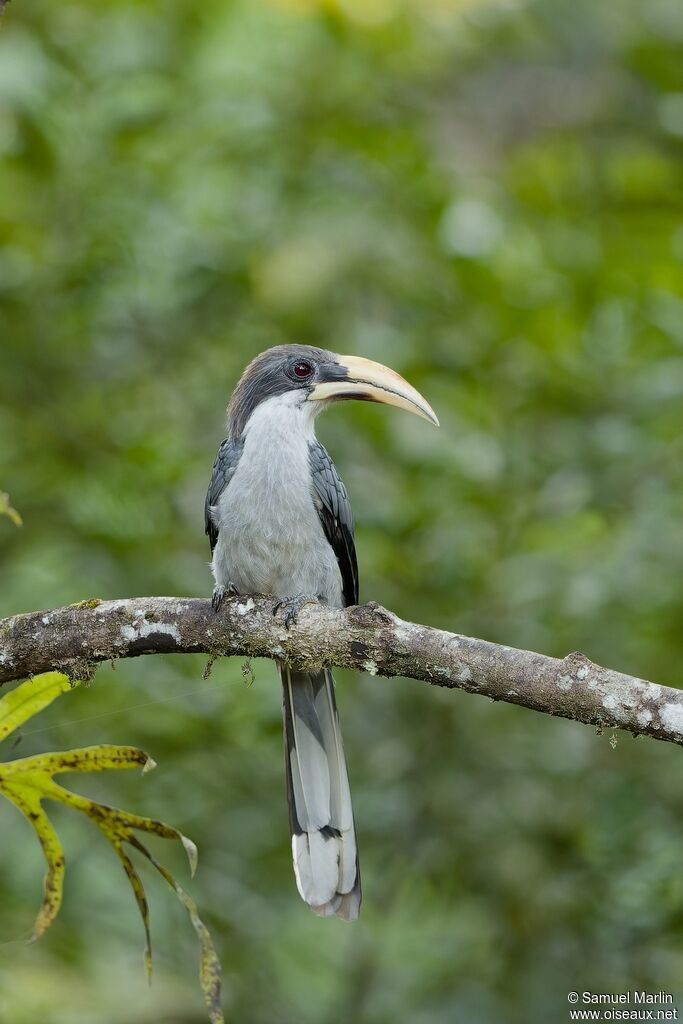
[291,359,314,380]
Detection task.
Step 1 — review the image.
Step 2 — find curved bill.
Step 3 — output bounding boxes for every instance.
[308,354,439,426]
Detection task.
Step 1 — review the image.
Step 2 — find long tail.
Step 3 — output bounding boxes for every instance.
[279,664,361,920]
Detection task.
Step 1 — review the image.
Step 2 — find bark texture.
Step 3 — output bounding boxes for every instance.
[1,596,682,747]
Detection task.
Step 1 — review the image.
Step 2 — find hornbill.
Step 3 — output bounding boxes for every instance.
[204,346,438,920]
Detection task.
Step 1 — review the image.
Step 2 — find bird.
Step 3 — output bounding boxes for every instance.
[204,345,438,920]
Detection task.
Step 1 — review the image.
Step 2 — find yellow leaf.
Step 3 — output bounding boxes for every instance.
[0,673,75,742]
[1,744,152,778]
[0,673,223,1023]
[128,837,223,1024]
[1,778,65,941]
[113,841,153,983]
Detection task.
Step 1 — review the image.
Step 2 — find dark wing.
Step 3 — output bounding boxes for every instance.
[204,437,243,554]
[309,441,359,607]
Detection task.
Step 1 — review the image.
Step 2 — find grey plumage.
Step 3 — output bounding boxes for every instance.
[309,440,358,608]
[205,344,437,919]
[204,437,243,555]
[282,664,360,919]
[205,347,361,919]
[208,390,345,607]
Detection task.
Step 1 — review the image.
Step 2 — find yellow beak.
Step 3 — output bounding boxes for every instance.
[308,354,439,426]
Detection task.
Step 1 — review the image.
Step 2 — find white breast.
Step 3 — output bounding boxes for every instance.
[211,392,344,607]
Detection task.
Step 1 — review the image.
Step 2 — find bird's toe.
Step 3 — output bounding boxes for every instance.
[212,582,240,613]
[273,594,318,629]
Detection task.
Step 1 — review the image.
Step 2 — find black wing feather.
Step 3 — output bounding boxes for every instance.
[309,441,359,607]
[204,437,243,554]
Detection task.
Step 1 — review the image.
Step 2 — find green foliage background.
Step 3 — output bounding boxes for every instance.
[1,0,683,1020]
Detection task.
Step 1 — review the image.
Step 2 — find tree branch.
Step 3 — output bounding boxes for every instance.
[1,596,682,747]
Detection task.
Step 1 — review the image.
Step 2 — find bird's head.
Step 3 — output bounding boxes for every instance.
[228,344,439,437]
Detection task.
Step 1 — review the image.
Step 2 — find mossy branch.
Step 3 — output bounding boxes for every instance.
[1,596,682,747]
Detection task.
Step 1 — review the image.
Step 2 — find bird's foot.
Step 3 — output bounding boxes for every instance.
[273,593,318,630]
[212,582,240,613]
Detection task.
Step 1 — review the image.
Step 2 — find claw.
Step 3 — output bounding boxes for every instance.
[212,582,240,613]
[273,594,318,630]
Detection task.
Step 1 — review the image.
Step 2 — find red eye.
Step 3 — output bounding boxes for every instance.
[293,360,314,379]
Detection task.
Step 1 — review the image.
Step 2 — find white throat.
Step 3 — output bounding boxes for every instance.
[241,390,320,447]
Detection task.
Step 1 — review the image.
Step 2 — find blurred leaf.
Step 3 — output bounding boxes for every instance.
[0,673,223,1024]
[0,491,22,527]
